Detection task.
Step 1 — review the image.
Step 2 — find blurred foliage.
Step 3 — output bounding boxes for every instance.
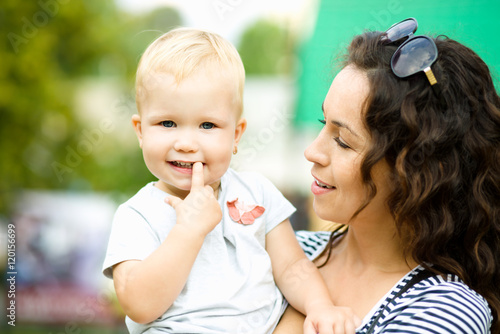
[238,19,295,75]
[0,0,181,214]
[0,1,291,215]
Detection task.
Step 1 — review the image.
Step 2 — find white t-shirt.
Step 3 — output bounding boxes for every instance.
[103,168,296,334]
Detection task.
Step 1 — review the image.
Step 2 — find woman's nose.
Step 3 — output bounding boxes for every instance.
[304,131,328,166]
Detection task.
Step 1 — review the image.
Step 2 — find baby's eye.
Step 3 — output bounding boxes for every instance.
[201,122,215,130]
[161,121,175,128]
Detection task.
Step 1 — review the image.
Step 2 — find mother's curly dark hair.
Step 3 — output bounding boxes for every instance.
[336,31,500,332]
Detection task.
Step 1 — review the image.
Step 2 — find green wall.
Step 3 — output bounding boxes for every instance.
[294,0,500,126]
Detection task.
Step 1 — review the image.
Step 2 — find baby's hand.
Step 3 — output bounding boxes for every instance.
[165,162,222,238]
[304,302,361,334]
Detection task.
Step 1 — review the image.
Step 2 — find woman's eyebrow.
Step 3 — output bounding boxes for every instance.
[331,120,360,138]
[322,102,360,138]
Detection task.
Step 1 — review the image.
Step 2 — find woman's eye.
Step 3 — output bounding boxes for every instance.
[334,137,350,149]
[201,122,215,130]
[161,121,175,128]
[318,119,326,125]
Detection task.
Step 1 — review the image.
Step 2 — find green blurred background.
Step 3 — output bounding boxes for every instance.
[295,0,500,125]
[1,0,498,332]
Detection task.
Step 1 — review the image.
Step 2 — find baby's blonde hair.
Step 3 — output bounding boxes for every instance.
[135,27,245,115]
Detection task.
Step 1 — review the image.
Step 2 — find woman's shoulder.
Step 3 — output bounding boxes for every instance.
[367,269,493,333]
[408,271,490,301]
[403,273,492,322]
[295,230,332,260]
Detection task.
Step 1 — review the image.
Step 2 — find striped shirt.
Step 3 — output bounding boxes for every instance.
[296,230,493,333]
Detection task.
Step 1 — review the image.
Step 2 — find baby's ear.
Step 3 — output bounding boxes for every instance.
[234,118,247,144]
[131,114,143,147]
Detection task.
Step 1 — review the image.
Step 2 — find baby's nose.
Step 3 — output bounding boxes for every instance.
[173,131,199,153]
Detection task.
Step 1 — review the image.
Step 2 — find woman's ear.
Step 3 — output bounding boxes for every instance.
[234,118,247,145]
[131,114,143,148]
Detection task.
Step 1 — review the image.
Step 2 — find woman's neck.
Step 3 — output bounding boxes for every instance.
[317,218,419,320]
[335,218,417,275]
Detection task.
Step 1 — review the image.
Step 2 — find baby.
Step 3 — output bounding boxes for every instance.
[102,27,359,334]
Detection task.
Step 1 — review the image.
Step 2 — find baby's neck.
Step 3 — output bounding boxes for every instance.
[210,181,221,199]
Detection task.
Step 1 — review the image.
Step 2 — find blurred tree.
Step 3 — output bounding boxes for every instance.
[72,6,182,199]
[0,1,182,214]
[118,6,184,82]
[238,19,295,75]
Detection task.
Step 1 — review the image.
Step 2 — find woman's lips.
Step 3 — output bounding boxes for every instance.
[310,176,336,195]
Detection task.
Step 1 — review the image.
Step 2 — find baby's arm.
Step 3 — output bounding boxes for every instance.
[112,162,221,324]
[266,220,360,334]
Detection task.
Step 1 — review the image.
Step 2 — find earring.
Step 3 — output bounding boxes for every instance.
[233,146,238,155]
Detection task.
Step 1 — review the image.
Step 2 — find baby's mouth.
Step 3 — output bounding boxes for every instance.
[170,161,194,169]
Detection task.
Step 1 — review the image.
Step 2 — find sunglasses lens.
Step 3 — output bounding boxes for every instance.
[391,36,438,77]
[384,18,417,43]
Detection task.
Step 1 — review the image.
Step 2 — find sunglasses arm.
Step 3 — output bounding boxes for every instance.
[424,67,447,109]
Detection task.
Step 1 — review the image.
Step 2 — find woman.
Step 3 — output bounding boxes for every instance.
[275,18,500,333]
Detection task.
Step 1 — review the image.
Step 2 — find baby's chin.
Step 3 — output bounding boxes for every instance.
[154,180,190,196]
[156,172,224,193]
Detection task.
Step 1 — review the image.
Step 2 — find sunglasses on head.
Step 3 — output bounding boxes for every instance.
[380,18,445,106]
